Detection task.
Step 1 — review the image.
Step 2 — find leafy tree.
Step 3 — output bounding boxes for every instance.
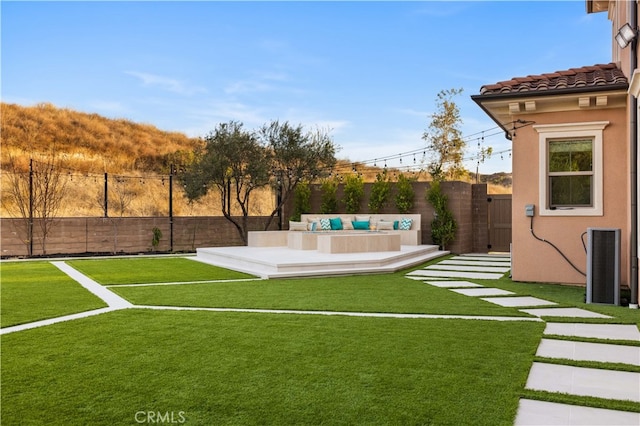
[180,121,270,245]
[260,121,336,229]
[180,120,337,244]
[426,179,457,250]
[394,172,415,213]
[320,177,338,213]
[422,88,467,181]
[343,173,364,214]
[368,170,390,214]
[291,180,311,221]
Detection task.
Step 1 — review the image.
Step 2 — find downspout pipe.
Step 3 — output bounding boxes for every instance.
[630,0,638,309]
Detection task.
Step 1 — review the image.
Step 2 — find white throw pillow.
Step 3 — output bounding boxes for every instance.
[341,217,354,230]
[289,221,309,231]
[355,215,370,222]
[377,221,394,230]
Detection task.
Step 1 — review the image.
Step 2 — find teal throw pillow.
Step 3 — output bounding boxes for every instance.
[352,220,370,230]
[393,220,399,230]
[329,217,343,230]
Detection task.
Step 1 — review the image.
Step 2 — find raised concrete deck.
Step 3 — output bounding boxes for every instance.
[196,244,447,278]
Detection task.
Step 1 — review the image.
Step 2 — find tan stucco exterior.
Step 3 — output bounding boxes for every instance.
[473,1,639,305]
[510,107,629,285]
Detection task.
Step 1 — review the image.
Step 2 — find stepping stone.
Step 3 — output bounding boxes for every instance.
[514,399,640,425]
[406,270,504,280]
[520,307,611,319]
[451,288,514,297]
[544,323,640,341]
[482,296,557,307]
[525,362,640,402]
[453,255,510,262]
[405,276,431,281]
[424,281,483,288]
[536,339,640,366]
[425,264,511,273]
[441,260,513,267]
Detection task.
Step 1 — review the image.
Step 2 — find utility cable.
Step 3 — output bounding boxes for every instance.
[529,215,586,277]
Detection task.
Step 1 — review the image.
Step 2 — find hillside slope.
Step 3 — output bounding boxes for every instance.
[1,103,510,217]
[1,102,203,173]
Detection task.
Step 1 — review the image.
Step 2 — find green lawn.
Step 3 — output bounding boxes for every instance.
[111,273,531,317]
[1,309,544,425]
[67,257,255,285]
[0,261,107,327]
[2,256,639,425]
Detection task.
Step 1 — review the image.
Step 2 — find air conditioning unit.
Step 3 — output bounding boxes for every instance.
[586,228,620,305]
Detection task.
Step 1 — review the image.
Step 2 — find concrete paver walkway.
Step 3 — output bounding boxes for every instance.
[408,253,640,426]
[544,322,640,340]
[536,338,640,366]
[515,399,640,425]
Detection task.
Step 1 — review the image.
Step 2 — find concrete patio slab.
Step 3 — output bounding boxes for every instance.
[423,281,484,288]
[481,296,557,307]
[536,338,640,366]
[525,362,640,402]
[514,399,640,425]
[520,307,611,319]
[424,264,511,273]
[196,245,447,278]
[405,269,504,280]
[544,323,640,341]
[451,288,515,297]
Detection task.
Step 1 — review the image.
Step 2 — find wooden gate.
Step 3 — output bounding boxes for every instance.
[487,195,512,252]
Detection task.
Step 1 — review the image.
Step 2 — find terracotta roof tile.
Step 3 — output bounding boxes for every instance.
[478,63,627,96]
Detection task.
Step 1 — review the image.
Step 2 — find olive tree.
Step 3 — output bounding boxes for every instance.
[180,121,270,245]
[180,120,337,244]
[259,121,337,230]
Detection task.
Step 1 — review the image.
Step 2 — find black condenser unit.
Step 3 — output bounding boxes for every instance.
[586,228,620,305]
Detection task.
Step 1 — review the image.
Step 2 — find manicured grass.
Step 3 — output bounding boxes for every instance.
[67,257,256,285]
[2,256,639,423]
[0,261,107,328]
[110,272,531,317]
[1,309,544,425]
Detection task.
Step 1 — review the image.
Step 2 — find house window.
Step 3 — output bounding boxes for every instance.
[548,139,593,207]
[534,122,607,216]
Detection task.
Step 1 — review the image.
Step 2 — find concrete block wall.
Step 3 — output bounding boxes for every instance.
[0,182,490,257]
[0,216,277,257]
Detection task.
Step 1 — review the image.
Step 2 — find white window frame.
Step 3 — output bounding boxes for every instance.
[534,121,608,216]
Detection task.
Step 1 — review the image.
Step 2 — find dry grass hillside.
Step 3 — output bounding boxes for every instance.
[1,102,510,218]
[1,102,241,217]
[1,102,203,173]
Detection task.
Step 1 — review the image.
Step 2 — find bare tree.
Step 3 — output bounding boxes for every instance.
[4,148,69,255]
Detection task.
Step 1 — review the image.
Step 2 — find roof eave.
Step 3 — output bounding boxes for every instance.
[471,82,629,103]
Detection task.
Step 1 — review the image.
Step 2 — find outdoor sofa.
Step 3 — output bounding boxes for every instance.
[248,213,422,248]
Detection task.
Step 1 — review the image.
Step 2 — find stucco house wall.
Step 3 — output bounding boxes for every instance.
[509,108,629,285]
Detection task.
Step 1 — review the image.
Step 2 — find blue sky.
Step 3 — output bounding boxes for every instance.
[2,1,612,174]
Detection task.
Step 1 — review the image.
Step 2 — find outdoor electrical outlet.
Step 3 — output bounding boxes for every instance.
[525,204,535,217]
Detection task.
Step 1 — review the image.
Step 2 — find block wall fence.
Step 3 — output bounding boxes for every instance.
[0,182,490,257]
